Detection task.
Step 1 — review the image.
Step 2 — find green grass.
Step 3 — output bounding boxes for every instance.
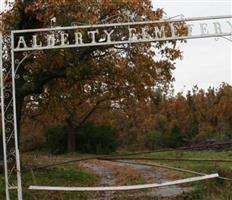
[137,150,232,200]
[139,150,232,173]
[0,166,97,200]
[26,167,97,200]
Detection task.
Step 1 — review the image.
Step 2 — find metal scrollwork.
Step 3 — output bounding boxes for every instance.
[1,32,24,200]
[15,74,20,79]
[101,12,137,24]
[15,51,32,75]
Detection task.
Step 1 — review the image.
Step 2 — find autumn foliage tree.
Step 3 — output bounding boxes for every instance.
[1,0,187,152]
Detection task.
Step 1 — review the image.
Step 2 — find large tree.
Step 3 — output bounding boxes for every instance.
[1,0,186,152]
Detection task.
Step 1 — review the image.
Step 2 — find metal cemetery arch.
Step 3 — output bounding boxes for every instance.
[1,15,232,200]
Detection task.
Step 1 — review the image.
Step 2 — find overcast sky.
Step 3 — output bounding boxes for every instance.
[152,0,232,93]
[1,1,231,93]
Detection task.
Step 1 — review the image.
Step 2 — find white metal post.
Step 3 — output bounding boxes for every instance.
[11,31,23,200]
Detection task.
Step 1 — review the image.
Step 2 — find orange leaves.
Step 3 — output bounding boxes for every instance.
[4,0,187,141]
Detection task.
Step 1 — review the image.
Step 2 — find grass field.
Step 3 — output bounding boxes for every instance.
[140,150,232,171]
[0,154,98,200]
[139,150,232,200]
[0,150,232,200]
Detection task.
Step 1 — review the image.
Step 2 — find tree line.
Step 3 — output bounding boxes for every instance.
[114,83,232,149]
[20,83,232,153]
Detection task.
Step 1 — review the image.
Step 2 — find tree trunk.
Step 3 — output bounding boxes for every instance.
[65,115,76,153]
[67,126,76,153]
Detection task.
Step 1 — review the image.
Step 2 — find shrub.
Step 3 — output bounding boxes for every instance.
[146,125,184,149]
[44,123,118,155]
[76,123,118,154]
[146,130,162,150]
[21,134,45,152]
[45,126,67,154]
[166,124,184,148]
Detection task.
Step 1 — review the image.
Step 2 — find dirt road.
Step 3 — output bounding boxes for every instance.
[80,159,193,200]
